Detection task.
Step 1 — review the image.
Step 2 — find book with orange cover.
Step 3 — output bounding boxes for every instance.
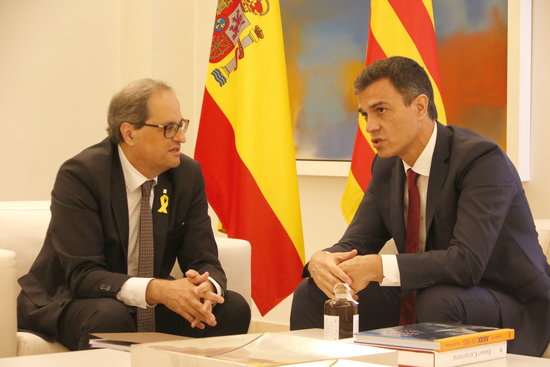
[354,323,514,352]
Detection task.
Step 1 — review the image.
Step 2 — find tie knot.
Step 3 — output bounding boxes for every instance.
[407,169,419,188]
[141,180,155,197]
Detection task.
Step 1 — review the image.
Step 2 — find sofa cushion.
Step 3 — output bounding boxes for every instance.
[0,201,51,284]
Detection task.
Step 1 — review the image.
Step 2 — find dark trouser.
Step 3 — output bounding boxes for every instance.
[57,290,250,350]
[290,278,538,356]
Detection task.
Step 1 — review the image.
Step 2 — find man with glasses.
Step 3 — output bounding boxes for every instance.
[17,79,251,350]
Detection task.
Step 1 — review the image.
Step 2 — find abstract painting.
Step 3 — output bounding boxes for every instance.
[281,0,508,161]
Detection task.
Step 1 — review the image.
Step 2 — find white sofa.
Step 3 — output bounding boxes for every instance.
[0,201,251,357]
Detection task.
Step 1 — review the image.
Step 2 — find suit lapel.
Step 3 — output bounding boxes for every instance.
[426,123,451,237]
[152,173,172,275]
[390,159,407,252]
[111,145,130,260]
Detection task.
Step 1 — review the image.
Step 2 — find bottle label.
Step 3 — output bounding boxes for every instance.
[353,313,359,335]
[323,315,339,340]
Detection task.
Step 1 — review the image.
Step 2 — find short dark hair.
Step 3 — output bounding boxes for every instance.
[106,78,172,143]
[354,56,438,120]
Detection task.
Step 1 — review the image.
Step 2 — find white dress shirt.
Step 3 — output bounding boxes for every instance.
[380,123,437,286]
[115,146,220,309]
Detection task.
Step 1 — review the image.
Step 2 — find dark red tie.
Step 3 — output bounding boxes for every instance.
[400,169,420,325]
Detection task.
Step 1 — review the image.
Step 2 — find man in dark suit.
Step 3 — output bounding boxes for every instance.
[17,79,251,350]
[290,56,550,356]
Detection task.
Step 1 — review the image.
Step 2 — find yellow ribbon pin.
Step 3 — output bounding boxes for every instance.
[158,188,169,214]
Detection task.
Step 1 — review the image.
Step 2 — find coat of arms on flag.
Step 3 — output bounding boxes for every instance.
[210,0,269,86]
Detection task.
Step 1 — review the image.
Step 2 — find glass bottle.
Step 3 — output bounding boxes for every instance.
[323,283,358,340]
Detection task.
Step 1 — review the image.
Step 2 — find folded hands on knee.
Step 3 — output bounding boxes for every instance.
[308,249,383,299]
[145,269,225,329]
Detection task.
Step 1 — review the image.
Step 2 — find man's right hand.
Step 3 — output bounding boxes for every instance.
[307,249,357,298]
[145,275,224,329]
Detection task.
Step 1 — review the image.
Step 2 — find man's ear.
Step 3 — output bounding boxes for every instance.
[120,122,135,145]
[414,94,429,117]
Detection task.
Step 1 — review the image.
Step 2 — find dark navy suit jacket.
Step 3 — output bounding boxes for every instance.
[328,123,550,355]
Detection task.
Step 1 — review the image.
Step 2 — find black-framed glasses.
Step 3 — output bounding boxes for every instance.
[131,118,189,138]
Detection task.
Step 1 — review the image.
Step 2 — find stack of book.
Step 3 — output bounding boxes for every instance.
[353,322,515,367]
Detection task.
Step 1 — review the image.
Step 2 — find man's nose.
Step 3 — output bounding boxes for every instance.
[173,126,187,143]
[366,117,379,133]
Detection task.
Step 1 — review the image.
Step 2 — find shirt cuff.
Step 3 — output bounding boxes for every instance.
[208,276,222,296]
[380,254,401,286]
[116,277,154,309]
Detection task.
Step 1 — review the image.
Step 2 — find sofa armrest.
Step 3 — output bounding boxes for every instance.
[0,202,69,354]
[170,237,252,308]
[215,237,252,307]
[0,249,17,357]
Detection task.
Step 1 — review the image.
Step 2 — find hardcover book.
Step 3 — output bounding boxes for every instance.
[397,340,507,367]
[353,323,514,352]
[130,332,397,367]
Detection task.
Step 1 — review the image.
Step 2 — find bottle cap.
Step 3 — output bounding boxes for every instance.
[333,283,358,304]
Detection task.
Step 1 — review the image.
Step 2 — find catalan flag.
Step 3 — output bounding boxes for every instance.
[195,0,305,315]
[341,0,447,222]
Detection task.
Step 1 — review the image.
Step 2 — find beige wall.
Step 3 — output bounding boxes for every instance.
[1,0,549,326]
[0,0,198,199]
[0,0,118,198]
[523,0,550,219]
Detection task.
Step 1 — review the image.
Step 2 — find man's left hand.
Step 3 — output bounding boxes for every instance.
[145,270,224,329]
[339,254,383,298]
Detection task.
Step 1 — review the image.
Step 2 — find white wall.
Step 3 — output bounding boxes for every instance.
[1,0,550,327]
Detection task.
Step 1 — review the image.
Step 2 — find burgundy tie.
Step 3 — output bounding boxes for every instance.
[400,169,420,325]
[136,180,155,332]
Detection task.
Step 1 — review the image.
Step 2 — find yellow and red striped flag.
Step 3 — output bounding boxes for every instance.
[341,0,447,222]
[195,0,304,315]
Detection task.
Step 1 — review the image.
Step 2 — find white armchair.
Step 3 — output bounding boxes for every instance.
[0,201,251,357]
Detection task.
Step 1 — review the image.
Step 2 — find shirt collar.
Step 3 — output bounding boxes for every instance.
[118,145,158,192]
[402,122,437,177]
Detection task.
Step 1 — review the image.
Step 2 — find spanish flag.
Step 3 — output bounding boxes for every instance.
[195,0,304,315]
[341,0,447,222]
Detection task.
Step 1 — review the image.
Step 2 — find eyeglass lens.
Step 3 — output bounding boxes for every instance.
[164,120,189,138]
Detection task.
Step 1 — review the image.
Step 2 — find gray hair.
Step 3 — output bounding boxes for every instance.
[107,78,172,143]
[354,56,438,120]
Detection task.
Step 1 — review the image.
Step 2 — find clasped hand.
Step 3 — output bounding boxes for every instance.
[146,269,224,329]
[308,249,382,299]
